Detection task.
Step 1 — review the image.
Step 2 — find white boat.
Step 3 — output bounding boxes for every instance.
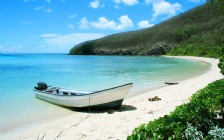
[34,82,133,109]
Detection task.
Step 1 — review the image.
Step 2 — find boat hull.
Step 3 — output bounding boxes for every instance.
[34,83,132,109]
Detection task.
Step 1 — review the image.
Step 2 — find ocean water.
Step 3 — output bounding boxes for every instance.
[0,54,210,132]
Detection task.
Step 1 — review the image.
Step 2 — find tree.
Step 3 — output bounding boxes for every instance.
[213,26,224,55]
[207,0,224,5]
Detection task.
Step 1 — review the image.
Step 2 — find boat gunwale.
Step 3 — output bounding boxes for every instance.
[34,83,133,97]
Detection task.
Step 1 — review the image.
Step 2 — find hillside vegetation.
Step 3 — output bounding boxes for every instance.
[69,1,224,57]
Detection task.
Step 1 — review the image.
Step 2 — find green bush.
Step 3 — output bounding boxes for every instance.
[218,56,224,75]
[127,79,224,140]
[207,126,224,139]
[185,124,204,140]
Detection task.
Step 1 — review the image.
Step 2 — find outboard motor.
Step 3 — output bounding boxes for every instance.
[35,82,48,90]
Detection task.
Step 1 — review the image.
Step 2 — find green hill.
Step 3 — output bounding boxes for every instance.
[69,1,224,57]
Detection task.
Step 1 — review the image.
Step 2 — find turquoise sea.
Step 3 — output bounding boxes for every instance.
[0,54,210,133]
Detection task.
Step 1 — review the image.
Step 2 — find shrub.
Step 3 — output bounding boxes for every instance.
[218,56,224,75]
[127,79,224,140]
[185,124,204,140]
[207,126,224,139]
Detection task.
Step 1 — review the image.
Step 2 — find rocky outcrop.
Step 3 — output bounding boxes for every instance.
[145,42,172,55]
[148,96,161,101]
[92,42,173,56]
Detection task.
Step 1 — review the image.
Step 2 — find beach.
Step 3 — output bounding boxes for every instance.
[1,56,223,140]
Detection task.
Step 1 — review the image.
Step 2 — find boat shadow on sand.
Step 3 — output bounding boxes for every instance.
[62,104,137,114]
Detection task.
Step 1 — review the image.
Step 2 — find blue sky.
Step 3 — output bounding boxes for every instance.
[0,0,206,53]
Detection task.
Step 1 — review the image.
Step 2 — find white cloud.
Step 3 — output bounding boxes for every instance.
[146,0,182,21]
[79,17,90,29]
[91,17,117,30]
[44,8,53,13]
[35,6,44,11]
[41,33,105,47]
[38,45,46,48]
[113,0,121,4]
[122,0,139,6]
[1,45,23,52]
[138,20,154,28]
[24,0,29,3]
[19,20,32,25]
[35,6,53,13]
[41,34,59,38]
[46,0,51,3]
[113,0,139,6]
[114,5,120,9]
[145,0,156,5]
[79,15,133,30]
[90,0,100,9]
[68,14,77,19]
[188,0,202,2]
[67,24,74,29]
[116,15,134,30]
[89,0,105,9]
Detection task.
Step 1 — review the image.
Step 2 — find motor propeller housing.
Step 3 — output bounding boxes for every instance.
[34,82,48,90]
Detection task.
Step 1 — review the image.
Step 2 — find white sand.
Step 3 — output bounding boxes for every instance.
[1,56,223,140]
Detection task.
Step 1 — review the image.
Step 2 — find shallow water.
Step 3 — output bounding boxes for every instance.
[0,54,210,132]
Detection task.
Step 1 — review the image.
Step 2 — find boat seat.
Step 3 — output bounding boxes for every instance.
[45,90,53,93]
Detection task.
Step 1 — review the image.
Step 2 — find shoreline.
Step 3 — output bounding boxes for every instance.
[1,56,223,140]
